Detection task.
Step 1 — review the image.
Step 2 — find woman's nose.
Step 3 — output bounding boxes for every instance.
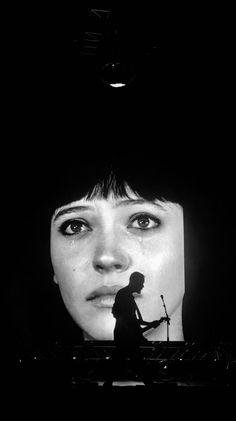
[93,235,131,273]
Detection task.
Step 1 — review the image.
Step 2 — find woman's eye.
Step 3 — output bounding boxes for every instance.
[59,219,91,236]
[128,213,161,230]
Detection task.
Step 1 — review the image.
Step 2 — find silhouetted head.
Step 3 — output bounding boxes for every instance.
[129,272,145,293]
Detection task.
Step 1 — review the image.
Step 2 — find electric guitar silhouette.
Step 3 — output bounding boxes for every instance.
[141,316,170,334]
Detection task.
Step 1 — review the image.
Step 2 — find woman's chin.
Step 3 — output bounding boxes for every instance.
[81,314,116,340]
[84,329,114,341]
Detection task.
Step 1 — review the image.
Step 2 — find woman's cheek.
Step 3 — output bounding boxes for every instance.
[139,244,184,316]
[52,242,89,276]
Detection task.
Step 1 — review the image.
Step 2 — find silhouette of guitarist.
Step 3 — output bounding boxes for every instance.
[104,271,169,386]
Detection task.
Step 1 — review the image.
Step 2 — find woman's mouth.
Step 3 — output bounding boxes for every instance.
[86,285,122,308]
[89,295,116,308]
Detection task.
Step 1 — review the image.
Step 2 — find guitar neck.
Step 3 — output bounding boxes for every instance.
[141,325,153,333]
[141,323,158,334]
[141,318,165,333]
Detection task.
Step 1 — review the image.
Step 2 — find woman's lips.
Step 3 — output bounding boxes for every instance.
[86,285,122,308]
[90,295,116,308]
[87,285,123,299]
[86,284,142,308]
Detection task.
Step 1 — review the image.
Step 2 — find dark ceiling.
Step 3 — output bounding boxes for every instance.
[9,3,229,96]
[5,3,232,144]
[5,2,233,177]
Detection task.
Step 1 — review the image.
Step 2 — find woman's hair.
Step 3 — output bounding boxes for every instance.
[40,157,188,219]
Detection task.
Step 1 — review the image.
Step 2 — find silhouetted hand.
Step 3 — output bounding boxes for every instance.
[152,316,171,328]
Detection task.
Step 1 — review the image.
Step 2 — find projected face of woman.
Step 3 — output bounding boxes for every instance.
[50,186,184,341]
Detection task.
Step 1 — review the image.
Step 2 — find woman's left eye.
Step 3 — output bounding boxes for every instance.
[128,213,161,230]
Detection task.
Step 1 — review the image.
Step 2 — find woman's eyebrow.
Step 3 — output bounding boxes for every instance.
[53,205,93,221]
[53,199,166,221]
[116,198,166,210]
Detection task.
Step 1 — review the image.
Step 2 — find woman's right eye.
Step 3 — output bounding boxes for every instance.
[59,219,91,236]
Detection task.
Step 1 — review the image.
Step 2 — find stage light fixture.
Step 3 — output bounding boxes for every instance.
[100,61,136,88]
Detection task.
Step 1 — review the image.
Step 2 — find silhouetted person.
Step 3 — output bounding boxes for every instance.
[104,272,169,386]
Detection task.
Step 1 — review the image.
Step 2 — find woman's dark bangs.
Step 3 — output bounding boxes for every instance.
[45,160,185,218]
[85,171,135,200]
[83,167,175,203]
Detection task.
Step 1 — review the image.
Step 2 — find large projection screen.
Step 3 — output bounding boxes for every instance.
[6,149,235,352]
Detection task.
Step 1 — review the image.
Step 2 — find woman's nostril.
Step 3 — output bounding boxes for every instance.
[115,264,122,270]
[94,261,128,273]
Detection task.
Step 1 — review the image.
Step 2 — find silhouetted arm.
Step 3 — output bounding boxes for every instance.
[139,319,153,326]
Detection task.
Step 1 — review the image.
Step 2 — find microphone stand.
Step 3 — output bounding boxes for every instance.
[160,296,171,382]
[161,296,170,342]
